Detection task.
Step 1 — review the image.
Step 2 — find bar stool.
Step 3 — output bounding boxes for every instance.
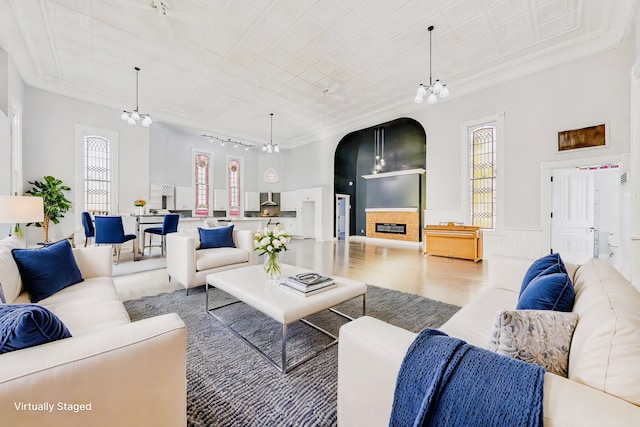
[143,214,179,256]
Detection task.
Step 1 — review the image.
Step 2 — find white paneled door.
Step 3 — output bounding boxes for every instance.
[550,168,595,264]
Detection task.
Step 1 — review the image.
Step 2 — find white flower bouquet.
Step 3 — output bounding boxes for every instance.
[253,224,292,278]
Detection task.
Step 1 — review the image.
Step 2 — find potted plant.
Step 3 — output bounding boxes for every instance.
[134,198,146,215]
[26,176,72,242]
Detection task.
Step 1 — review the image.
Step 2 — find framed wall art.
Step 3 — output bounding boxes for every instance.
[558,124,606,152]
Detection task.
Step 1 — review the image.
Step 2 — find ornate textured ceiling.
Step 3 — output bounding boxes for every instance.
[0,0,636,147]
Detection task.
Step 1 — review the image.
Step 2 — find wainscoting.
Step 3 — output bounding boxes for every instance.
[482,229,544,260]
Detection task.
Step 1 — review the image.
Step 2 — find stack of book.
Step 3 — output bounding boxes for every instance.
[280,272,336,297]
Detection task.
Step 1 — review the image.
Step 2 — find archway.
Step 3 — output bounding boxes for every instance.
[333,117,426,238]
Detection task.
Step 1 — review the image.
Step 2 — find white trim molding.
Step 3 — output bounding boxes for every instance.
[482,229,543,260]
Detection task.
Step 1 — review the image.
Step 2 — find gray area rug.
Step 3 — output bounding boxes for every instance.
[123,285,460,427]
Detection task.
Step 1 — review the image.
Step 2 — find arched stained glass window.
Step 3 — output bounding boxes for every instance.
[84,135,111,214]
[195,152,210,216]
[469,124,496,230]
[228,159,241,217]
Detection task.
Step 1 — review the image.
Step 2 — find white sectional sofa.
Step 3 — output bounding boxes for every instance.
[0,237,187,427]
[166,228,254,290]
[338,256,640,426]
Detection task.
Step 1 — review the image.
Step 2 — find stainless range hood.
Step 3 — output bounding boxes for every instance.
[260,192,278,206]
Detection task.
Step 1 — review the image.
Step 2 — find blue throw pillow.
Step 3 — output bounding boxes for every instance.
[198,225,235,249]
[519,254,567,297]
[516,272,575,312]
[11,240,84,303]
[0,304,72,354]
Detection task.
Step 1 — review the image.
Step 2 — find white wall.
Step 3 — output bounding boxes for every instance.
[10,24,636,255]
[414,41,632,232]
[286,38,634,252]
[149,123,290,215]
[630,5,640,288]
[149,123,290,192]
[286,139,335,190]
[22,87,150,243]
[595,168,621,257]
[256,152,288,193]
[0,51,24,237]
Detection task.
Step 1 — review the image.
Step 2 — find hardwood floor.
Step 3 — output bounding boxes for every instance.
[281,238,488,307]
[114,237,488,307]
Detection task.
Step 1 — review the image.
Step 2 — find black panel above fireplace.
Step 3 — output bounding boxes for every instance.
[375,223,406,234]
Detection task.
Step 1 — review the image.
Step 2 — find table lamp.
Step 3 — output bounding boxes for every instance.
[0,195,45,237]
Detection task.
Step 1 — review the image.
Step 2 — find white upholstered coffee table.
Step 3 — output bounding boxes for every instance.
[205,264,367,373]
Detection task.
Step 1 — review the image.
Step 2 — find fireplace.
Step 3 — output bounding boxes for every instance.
[375,223,406,234]
[365,208,419,242]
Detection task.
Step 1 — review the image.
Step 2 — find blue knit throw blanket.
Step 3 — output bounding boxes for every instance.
[389,328,544,427]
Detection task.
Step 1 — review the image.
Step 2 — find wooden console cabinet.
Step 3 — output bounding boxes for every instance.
[422,223,483,262]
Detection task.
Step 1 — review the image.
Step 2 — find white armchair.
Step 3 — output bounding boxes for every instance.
[166,229,254,290]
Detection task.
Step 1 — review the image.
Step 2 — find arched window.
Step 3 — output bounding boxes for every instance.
[194,152,210,217]
[469,124,496,229]
[83,135,111,214]
[227,158,241,217]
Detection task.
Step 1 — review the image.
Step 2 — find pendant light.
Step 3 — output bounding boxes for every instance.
[414,26,449,104]
[372,127,385,174]
[262,113,280,153]
[120,67,153,127]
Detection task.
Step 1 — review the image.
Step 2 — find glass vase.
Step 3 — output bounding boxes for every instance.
[264,252,282,280]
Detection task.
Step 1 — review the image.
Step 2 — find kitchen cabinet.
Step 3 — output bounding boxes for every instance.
[175,186,194,211]
[149,184,163,210]
[280,191,299,211]
[244,192,260,211]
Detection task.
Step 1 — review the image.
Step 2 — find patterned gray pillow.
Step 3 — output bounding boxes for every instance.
[488,310,579,377]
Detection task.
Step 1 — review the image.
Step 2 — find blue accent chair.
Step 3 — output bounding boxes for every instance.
[144,214,179,256]
[81,212,95,247]
[94,216,138,263]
